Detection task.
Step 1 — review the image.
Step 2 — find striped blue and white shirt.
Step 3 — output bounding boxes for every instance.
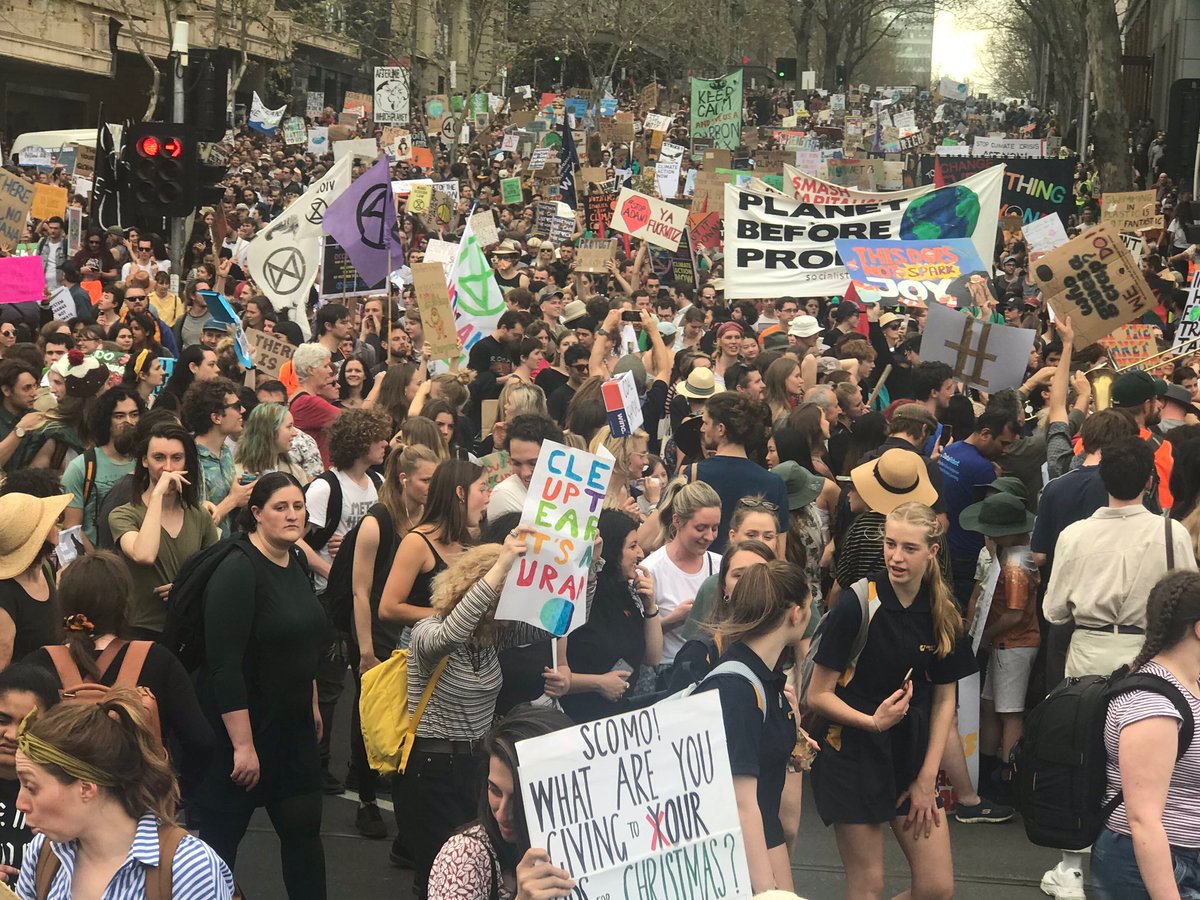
[15,813,234,899]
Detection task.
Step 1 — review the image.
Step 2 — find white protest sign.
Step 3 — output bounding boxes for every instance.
[18,146,51,167]
[47,286,74,321]
[423,237,458,280]
[374,65,411,124]
[530,147,552,170]
[517,692,752,900]
[1176,272,1200,350]
[496,441,613,637]
[973,136,1043,158]
[968,557,1002,654]
[333,138,379,163]
[655,142,686,200]
[610,187,687,252]
[306,127,329,155]
[469,210,500,248]
[1021,212,1069,255]
[601,371,644,436]
[644,113,672,132]
[501,133,520,152]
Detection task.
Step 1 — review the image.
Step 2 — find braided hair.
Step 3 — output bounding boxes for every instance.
[1131,571,1200,670]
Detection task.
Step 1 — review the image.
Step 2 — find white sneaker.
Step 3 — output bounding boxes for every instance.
[1040,863,1085,899]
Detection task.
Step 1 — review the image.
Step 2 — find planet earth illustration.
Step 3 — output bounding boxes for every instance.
[900,185,981,240]
[539,597,575,636]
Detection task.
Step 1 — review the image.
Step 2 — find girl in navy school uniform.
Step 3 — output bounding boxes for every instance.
[807,501,975,900]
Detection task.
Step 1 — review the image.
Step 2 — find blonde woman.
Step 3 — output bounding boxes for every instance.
[764,357,804,427]
[482,380,547,456]
[588,424,650,520]
[807,502,975,900]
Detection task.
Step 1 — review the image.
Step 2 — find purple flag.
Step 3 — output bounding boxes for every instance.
[320,156,401,286]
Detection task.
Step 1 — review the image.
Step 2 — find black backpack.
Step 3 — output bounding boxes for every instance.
[159,534,310,672]
[321,503,396,636]
[304,470,383,552]
[1013,666,1194,850]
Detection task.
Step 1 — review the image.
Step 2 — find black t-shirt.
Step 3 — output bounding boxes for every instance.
[548,383,577,427]
[468,335,512,377]
[695,642,794,849]
[561,578,647,724]
[0,778,29,869]
[535,366,568,399]
[0,576,59,663]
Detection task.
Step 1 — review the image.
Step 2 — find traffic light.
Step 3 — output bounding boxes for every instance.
[195,143,227,208]
[124,122,193,217]
[776,57,797,81]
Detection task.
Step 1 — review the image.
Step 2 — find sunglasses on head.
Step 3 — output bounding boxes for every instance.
[737,497,779,512]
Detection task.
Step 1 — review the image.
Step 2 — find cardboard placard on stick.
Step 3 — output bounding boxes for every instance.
[610,188,687,251]
[576,237,616,273]
[412,262,459,360]
[1033,223,1156,347]
[245,328,295,378]
[31,183,67,222]
[1102,189,1158,234]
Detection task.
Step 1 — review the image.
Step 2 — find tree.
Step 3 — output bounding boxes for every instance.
[1085,0,1132,191]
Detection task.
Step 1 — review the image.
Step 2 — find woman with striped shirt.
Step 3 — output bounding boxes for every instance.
[1092,571,1200,899]
[13,688,233,899]
[398,528,595,900]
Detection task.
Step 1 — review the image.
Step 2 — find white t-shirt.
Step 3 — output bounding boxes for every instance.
[641,545,720,663]
[121,259,171,282]
[487,473,527,521]
[304,469,378,590]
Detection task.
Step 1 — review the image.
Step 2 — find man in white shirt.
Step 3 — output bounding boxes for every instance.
[486,414,564,521]
[38,218,68,292]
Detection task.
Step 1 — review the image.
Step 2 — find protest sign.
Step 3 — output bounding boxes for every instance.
[374,66,410,124]
[495,440,613,637]
[406,182,433,214]
[282,117,306,146]
[306,91,325,116]
[411,262,459,360]
[601,371,643,436]
[319,237,384,299]
[656,142,685,199]
[306,127,329,155]
[1021,212,1069,255]
[825,159,875,190]
[690,168,727,215]
[939,77,969,100]
[687,210,722,251]
[690,70,743,150]
[927,156,1074,225]
[245,328,295,378]
[1033,223,1156,346]
[499,177,524,206]
[672,227,698,288]
[516,692,752,900]
[47,286,73,321]
[610,188,687,251]
[729,165,1003,299]
[1102,189,1158,234]
[66,206,82,254]
[577,237,616,273]
[332,137,378,164]
[1175,274,1200,350]
[973,137,1043,158]
[529,147,552,170]
[501,133,520,153]
[344,90,373,119]
[476,450,512,493]
[639,82,660,109]
[1101,324,1172,376]
[583,191,619,237]
[644,113,672,133]
[469,210,500,248]
[0,171,35,252]
[923,301,1036,392]
[0,257,46,303]
[72,144,96,179]
[836,239,989,308]
[381,128,411,161]
[18,146,50,167]
[31,183,67,221]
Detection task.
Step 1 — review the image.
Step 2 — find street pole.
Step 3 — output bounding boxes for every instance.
[1079,58,1090,165]
[171,20,189,273]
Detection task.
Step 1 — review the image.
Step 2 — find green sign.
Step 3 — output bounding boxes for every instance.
[500,177,524,205]
[689,69,743,151]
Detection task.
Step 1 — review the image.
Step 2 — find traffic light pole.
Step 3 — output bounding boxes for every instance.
[171,21,189,274]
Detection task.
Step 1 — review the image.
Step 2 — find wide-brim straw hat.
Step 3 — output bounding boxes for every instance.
[0,492,72,579]
[850,448,937,515]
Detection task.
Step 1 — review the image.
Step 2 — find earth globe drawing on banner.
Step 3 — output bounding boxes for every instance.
[539,596,575,636]
[900,184,981,240]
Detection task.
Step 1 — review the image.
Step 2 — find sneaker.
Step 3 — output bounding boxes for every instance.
[953,798,1014,824]
[322,768,345,796]
[1040,863,1085,899]
[355,803,388,839]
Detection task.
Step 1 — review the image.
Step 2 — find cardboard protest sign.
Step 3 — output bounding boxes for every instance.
[411,262,459,360]
[0,257,47,303]
[476,450,512,493]
[576,237,616,273]
[31,184,67,221]
[690,70,743,150]
[516,692,752,900]
[610,188,686,252]
[836,239,989,308]
[72,144,96,179]
[1103,190,1158,234]
[499,177,524,206]
[245,328,295,378]
[729,165,1004,299]
[1032,223,1156,346]
[469,211,500,248]
[1101,324,1173,377]
[644,113,672,133]
[495,441,613,636]
[0,170,35,252]
[923,301,1036,392]
[583,191,619,237]
[690,168,727,216]
[373,66,410,124]
[687,211,722,251]
[638,82,659,109]
[1175,273,1200,350]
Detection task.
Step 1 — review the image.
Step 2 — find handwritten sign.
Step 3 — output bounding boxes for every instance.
[245,328,295,378]
[836,239,989,308]
[406,182,433,214]
[500,177,524,206]
[282,116,307,146]
[1176,273,1200,351]
[690,71,743,150]
[72,144,96,179]
[468,210,500,248]
[644,113,672,133]
[1102,324,1173,377]
[1103,189,1158,235]
[1033,223,1156,347]
[0,170,34,252]
[411,262,459,360]
[516,692,752,900]
[577,237,616,273]
[583,191,619,237]
[31,183,67,221]
[476,450,512,493]
[496,441,613,637]
[0,257,46,303]
[610,187,686,252]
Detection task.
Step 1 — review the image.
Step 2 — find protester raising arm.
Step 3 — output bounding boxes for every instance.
[1042,315,1088,480]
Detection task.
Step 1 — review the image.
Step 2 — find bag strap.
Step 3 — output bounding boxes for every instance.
[81,447,98,508]
[146,823,187,900]
[113,641,152,688]
[1165,510,1175,571]
[700,660,768,722]
[410,656,451,734]
[44,645,84,689]
[305,471,342,552]
[34,838,59,900]
[847,579,882,674]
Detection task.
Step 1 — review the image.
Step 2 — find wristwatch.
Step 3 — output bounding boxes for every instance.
[13,426,25,439]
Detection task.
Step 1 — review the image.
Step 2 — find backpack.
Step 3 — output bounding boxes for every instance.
[663,659,768,722]
[321,503,396,636]
[43,640,163,749]
[798,578,880,713]
[1012,667,1195,851]
[34,821,186,900]
[304,469,383,553]
[358,649,449,775]
[160,535,310,672]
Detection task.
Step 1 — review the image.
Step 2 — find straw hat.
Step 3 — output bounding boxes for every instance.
[676,367,721,400]
[0,493,72,579]
[850,449,937,514]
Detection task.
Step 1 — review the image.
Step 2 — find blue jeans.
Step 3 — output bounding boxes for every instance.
[1093,828,1200,899]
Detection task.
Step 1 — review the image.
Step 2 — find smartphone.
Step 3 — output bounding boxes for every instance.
[621,310,641,322]
[937,424,954,448]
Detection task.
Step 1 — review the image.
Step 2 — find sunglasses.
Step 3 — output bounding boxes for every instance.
[224,402,244,411]
[737,497,779,512]
[571,364,590,374]
[1,330,14,338]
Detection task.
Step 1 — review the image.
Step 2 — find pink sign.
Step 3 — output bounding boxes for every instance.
[0,257,45,304]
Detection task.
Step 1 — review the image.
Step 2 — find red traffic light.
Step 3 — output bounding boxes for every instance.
[136,135,183,158]
[137,136,160,157]
[163,138,183,158]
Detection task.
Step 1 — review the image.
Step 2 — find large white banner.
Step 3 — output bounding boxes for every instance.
[517,692,752,900]
[973,136,1043,159]
[723,165,1004,299]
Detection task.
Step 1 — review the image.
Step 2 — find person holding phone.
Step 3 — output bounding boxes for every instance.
[807,501,976,899]
[561,510,661,722]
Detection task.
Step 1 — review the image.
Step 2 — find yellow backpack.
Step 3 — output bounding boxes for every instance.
[359,649,449,775]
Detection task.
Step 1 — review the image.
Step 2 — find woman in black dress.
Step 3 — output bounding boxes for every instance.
[191,472,328,900]
[0,490,70,669]
[807,501,975,900]
[561,510,662,722]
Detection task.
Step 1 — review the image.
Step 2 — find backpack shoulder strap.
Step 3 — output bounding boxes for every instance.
[306,470,342,551]
[34,838,60,900]
[146,823,187,900]
[701,660,768,722]
[44,645,84,689]
[411,656,450,732]
[1165,510,1175,571]
[847,579,882,671]
[81,447,98,507]
[368,469,383,489]
[113,641,153,688]
[93,638,128,678]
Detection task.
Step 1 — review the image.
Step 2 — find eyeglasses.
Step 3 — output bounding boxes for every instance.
[224,402,244,411]
[737,497,779,512]
[571,364,590,374]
